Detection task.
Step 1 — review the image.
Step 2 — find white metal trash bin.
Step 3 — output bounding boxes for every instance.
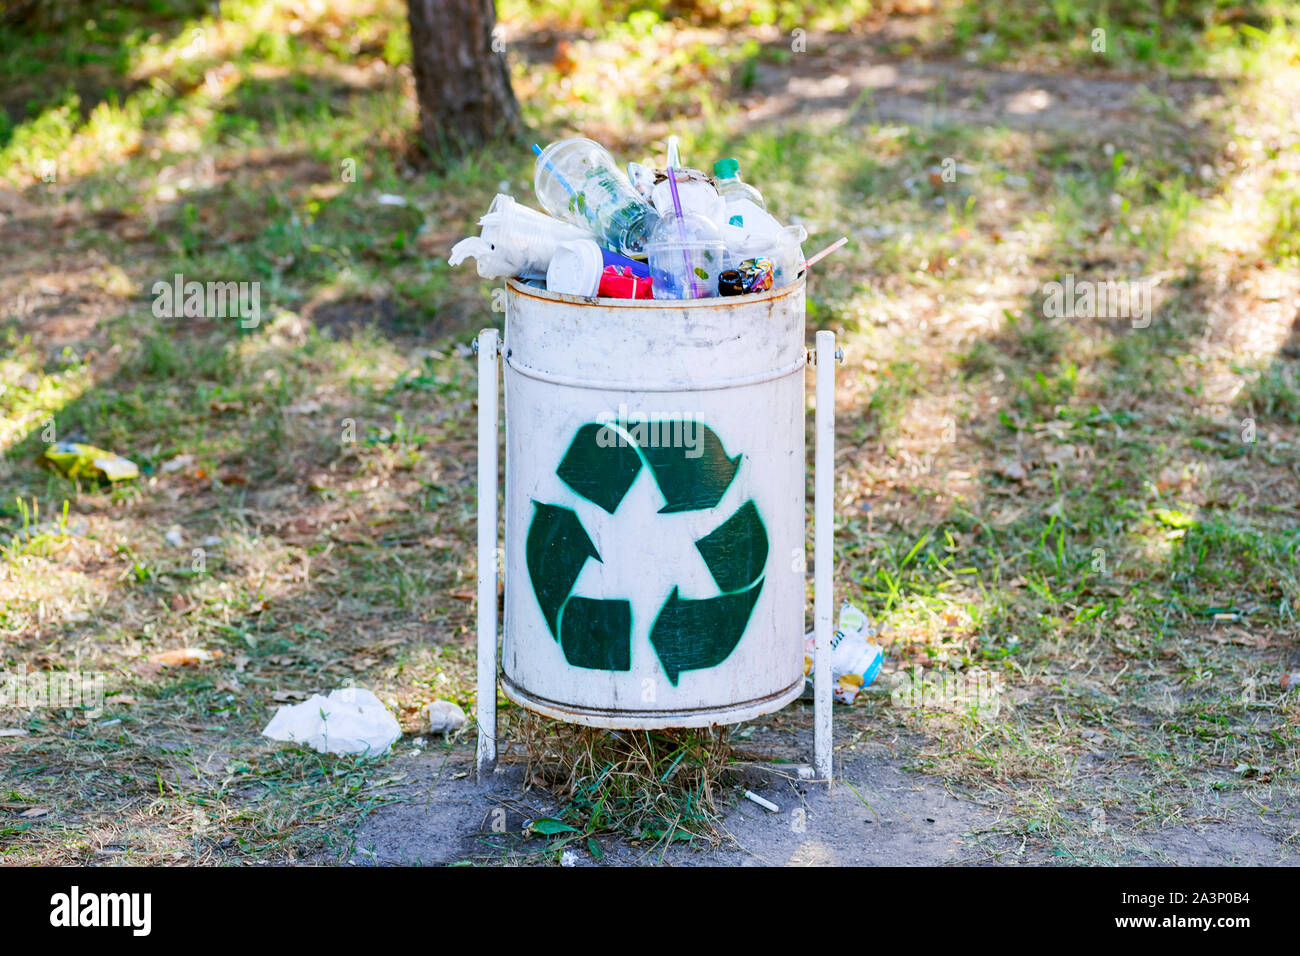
[475,277,838,778]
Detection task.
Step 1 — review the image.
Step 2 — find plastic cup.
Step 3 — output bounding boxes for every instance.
[534,138,660,258]
[449,193,594,279]
[769,224,807,288]
[645,212,726,299]
[650,168,726,226]
[546,239,605,297]
[484,193,590,246]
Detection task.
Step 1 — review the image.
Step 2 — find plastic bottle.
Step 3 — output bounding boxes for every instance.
[720,201,785,269]
[713,158,766,211]
[533,139,660,258]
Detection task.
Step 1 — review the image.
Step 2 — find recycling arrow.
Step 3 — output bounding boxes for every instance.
[527,419,768,684]
[625,421,740,513]
[650,579,764,684]
[526,501,634,672]
[525,503,599,638]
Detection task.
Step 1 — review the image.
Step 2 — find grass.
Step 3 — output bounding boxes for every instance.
[2,0,1299,863]
[509,715,733,859]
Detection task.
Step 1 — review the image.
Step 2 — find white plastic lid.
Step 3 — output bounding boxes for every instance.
[546,239,605,297]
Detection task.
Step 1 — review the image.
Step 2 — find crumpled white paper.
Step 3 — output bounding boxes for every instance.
[262,687,401,756]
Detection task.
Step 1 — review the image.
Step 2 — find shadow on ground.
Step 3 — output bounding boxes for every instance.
[331,713,1300,866]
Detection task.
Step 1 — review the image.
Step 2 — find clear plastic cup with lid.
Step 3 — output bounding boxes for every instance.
[645,211,726,299]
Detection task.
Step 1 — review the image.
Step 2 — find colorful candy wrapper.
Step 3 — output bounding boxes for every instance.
[718,256,775,296]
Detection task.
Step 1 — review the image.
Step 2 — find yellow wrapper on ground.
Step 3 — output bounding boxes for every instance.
[41,442,139,482]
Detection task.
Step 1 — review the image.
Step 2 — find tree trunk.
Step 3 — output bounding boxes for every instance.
[406,0,522,160]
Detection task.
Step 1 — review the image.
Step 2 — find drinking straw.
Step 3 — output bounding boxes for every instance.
[804,235,849,270]
[532,143,575,198]
[666,163,701,298]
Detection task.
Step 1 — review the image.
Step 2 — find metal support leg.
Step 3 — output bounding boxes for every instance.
[475,328,500,781]
[813,330,836,783]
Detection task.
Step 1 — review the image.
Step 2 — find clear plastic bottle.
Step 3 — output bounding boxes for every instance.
[713,158,766,211]
[533,139,660,258]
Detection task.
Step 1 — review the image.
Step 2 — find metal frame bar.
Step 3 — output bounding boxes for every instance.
[475,328,500,781]
[813,330,836,782]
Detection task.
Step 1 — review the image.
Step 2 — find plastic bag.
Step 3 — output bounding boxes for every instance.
[41,441,138,482]
[262,687,401,756]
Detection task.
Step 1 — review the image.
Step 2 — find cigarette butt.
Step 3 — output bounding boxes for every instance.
[744,790,780,813]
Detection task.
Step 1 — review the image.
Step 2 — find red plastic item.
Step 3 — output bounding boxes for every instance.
[598,265,653,299]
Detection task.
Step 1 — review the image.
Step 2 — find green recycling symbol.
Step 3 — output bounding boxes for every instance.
[526,420,768,685]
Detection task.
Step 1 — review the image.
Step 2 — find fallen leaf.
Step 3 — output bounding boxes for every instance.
[272,690,310,702]
[19,807,49,818]
[1207,627,1266,648]
[552,38,578,75]
[148,648,223,667]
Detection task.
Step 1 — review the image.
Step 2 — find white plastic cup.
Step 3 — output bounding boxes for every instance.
[546,239,606,297]
[450,194,593,279]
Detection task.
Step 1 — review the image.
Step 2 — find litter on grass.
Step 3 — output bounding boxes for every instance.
[40,442,138,483]
[803,602,884,704]
[262,687,402,757]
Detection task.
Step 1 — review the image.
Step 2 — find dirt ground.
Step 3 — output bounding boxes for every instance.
[333,712,1300,866]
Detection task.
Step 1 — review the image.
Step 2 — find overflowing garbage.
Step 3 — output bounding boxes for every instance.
[449,135,846,300]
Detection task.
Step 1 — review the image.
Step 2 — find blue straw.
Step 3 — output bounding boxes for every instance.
[532,143,575,198]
